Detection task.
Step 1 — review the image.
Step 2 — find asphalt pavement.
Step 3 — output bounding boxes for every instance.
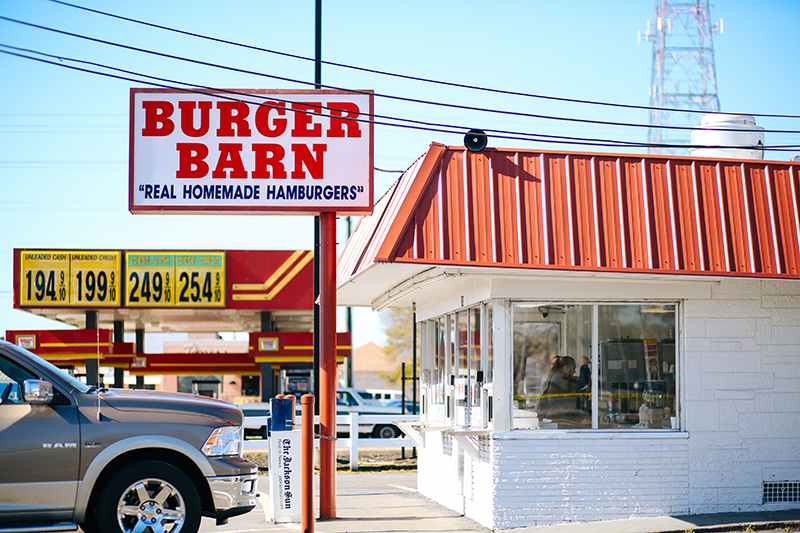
[200,471,800,533]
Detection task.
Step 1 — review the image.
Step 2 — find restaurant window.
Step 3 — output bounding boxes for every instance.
[512,303,677,430]
[422,303,493,428]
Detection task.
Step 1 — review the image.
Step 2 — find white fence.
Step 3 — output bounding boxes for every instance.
[243,413,418,471]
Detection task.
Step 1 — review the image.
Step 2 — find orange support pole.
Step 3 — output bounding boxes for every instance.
[301,394,315,533]
[318,211,337,518]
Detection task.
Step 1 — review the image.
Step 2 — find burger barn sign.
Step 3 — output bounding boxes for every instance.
[129,89,373,215]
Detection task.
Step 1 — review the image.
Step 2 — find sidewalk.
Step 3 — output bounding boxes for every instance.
[200,471,490,533]
[514,509,800,533]
[200,471,800,533]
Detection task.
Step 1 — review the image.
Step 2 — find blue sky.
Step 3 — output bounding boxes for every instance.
[1,0,799,350]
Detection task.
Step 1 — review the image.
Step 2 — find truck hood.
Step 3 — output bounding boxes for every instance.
[98,388,243,425]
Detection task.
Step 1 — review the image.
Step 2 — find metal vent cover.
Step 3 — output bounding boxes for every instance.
[763,482,800,503]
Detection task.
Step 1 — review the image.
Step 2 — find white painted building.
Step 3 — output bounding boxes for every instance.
[337,144,800,529]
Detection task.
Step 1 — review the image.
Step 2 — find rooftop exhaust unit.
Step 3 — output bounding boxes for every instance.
[690,113,765,160]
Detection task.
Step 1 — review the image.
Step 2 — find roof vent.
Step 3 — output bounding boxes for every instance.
[690,113,765,160]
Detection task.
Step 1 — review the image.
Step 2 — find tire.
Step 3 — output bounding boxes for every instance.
[94,459,201,533]
[78,517,99,533]
[372,424,400,439]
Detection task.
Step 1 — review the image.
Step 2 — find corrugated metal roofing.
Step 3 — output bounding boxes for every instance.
[337,143,800,290]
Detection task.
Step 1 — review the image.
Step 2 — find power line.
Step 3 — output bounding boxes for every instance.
[374,167,406,174]
[45,0,800,121]
[3,45,799,152]
[3,16,800,137]
[0,44,659,149]
[0,43,800,151]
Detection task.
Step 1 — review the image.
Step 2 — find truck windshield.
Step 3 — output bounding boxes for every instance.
[4,342,91,394]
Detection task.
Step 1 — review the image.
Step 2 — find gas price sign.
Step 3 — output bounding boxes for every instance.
[18,250,121,307]
[125,251,225,307]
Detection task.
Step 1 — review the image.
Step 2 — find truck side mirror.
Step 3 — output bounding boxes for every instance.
[24,379,54,404]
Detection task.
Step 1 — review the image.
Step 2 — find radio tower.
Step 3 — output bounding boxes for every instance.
[640,0,723,154]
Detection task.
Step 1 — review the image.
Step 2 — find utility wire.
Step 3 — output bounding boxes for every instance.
[0,43,653,149]
[45,0,800,121]
[6,43,800,150]
[4,44,798,152]
[3,15,800,136]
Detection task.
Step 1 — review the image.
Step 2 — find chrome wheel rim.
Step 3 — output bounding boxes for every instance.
[116,478,186,533]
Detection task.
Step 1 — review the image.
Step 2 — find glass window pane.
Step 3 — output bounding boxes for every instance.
[562,305,592,427]
[512,304,591,429]
[455,311,469,425]
[434,318,445,405]
[486,303,494,384]
[598,304,676,430]
[512,304,561,429]
[469,307,481,410]
[447,314,455,421]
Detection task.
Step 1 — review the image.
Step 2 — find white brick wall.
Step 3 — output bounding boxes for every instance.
[490,433,689,529]
[418,430,689,529]
[684,279,800,514]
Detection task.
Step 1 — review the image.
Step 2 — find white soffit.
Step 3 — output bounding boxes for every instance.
[338,263,725,311]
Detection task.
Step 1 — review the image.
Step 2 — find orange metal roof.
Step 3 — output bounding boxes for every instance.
[338,143,800,292]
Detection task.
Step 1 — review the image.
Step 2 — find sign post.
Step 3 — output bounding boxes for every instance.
[318,212,337,519]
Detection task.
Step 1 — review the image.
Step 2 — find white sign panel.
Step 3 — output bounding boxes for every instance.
[129,89,373,215]
[268,429,302,523]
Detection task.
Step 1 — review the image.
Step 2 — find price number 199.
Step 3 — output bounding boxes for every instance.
[75,270,117,304]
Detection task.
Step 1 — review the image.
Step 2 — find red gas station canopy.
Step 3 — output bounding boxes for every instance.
[5,329,352,375]
[8,249,337,373]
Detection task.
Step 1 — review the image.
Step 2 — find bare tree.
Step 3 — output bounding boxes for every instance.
[379,307,414,387]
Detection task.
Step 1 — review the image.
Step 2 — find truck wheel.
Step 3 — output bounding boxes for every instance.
[94,459,201,533]
[373,424,400,439]
[78,517,99,533]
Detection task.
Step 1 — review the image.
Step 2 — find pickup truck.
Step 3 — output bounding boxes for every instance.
[242,387,406,439]
[0,340,258,533]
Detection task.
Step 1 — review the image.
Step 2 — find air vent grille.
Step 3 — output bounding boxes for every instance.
[763,482,800,503]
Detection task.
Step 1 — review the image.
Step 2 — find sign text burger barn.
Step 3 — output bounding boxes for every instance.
[129,89,373,215]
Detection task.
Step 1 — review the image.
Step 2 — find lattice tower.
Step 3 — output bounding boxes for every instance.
[640,0,722,154]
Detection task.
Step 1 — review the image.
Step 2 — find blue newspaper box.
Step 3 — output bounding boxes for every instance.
[270,398,294,432]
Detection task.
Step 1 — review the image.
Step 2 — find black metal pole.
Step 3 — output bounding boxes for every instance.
[312,0,322,414]
[315,0,322,88]
[412,311,417,458]
[135,328,145,389]
[401,362,407,415]
[113,319,125,388]
[345,216,352,387]
[401,361,406,459]
[412,309,417,413]
[85,310,99,386]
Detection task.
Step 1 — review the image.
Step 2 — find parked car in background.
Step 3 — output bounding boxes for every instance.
[386,399,421,414]
[355,388,405,405]
[239,402,275,439]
